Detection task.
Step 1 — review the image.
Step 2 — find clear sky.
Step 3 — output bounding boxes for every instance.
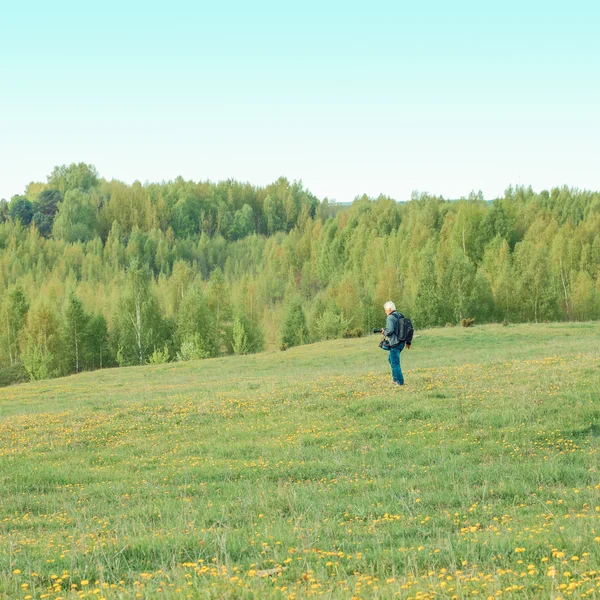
[1,0,599,202]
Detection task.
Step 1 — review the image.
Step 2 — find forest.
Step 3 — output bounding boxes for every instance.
[1,162,599,386]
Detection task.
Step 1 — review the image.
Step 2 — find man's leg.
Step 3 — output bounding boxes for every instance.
[389,346,404,385]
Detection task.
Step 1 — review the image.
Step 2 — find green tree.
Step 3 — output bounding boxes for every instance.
[452,200,485,264]
[53,189,98,242]
[20,301,63,380]
[206,268,231,345]
[147,345,170,364]
[171,194,201,237]
[33,189,62,237]
[231,204,255,239]
[571,271,597,321]
[480,201,513,247]
[550,229,576,320]
[62,292,90,373]
[263,194,284,234]
[443,251,476,322]
[313,307,350,341]
[515,242,557,323]
[468,272,495,323]
[105,221,126,272]
[8,195,34,226]
[168,260,193,318]
[232,316,249,355]
[229,311,264,355]
[85,313,111,369]
[47,163,99,194]
[0,285,29,365]
[358,289,380,335]
[0,198,9,224]
[281,297,309,348]
[481,237,516,321]
[113,259,170,365]
[412,245,442,328]
[176,286,218,359]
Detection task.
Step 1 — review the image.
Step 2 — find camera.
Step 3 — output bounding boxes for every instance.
[373,328,382,334]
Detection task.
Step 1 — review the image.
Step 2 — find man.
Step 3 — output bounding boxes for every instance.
[381,301,411,386]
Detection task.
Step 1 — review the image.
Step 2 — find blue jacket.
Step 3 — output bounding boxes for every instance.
[384,311,410,348]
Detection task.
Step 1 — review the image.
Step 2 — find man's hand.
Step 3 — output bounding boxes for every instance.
[406,344,411,350]
[381,328,385,334]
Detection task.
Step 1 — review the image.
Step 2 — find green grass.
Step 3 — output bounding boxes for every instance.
[1,323,599,599]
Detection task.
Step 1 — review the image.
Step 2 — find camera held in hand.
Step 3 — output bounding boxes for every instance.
[374,328,390,350]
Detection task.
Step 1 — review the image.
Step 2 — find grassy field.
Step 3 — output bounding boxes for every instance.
[1,323,599,599]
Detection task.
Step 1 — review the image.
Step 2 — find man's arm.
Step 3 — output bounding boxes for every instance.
[405,326,413,348]
[383,314,395,337]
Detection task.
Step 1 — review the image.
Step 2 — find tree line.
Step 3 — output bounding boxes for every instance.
[1,163,599,385]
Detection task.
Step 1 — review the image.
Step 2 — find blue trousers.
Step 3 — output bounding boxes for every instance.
[388,343,405,384]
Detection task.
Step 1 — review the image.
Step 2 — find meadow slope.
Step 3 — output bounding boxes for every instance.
[1,323,599,599]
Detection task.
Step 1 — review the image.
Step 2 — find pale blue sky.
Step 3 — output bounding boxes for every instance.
[1,0,598,202]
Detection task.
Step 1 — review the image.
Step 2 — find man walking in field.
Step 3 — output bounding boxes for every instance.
[380,301,413,386]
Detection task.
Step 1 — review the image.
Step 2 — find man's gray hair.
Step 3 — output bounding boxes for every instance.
[384,301,396,312]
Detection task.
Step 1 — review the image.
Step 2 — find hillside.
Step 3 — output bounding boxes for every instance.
[1,323,600,598]
[3,166,600,389]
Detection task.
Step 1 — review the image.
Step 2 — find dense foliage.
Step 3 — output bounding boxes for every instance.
[1,162,599,384]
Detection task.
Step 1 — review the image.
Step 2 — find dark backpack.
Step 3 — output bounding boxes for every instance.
[395,313,414,344]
